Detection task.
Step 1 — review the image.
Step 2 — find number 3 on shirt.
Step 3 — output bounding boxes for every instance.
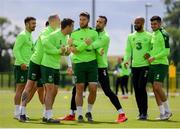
[136,42,142,50]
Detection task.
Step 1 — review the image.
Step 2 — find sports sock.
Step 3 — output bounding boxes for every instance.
[77,106,82,116]
[163,100,170,113]
[158,105,165,115]
[87,104,93,113]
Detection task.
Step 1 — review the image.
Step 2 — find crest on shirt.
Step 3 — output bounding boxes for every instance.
[48,75,53,83]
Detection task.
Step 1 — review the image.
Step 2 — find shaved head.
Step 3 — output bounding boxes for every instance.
[135,17,145,24]
[134,17,145,32]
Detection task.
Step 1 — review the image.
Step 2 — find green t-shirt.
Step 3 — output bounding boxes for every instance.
[118,63,131,77]
[150,28,170,65]
[13,30,34,66]
[89,30,110,68]
[31,26,54,65]
[41,29,68,69]
[71,27,98,63]
[124,31,152,67]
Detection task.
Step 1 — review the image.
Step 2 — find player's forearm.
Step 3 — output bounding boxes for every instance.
[124,46,132,62]
[13,45,24,64]
[42,39,60,55]
[76,42,88,52]
[153,48,170,59]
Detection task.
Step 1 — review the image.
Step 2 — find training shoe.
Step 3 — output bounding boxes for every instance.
[19,114,28,122]
[42,117,47,122]
[85,112,93,123]
[116,113,128,123]
[156,113,167,120]
[14,114,20,120]
[165,112,172,120]
[46,118,60,123]
[58,114,76,121]
[121,95,128,99]
[137,114,148,120]
[77,115,84,122]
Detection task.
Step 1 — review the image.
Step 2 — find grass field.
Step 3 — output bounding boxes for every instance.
[0,89,180,128]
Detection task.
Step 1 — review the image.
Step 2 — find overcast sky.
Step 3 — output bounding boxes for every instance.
[0,0,166,56]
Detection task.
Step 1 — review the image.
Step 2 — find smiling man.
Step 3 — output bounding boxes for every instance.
[147,15,172,120]
[13,16,36,120]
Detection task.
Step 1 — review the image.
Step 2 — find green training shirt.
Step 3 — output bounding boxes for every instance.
[150,28,170,65]
[41,29,68,69]
[71,27,98,63]
[124,31,152,67]
[30,26,54,65]
[88,30,110,68]
[118,63,131,77]
[13,30,34,66]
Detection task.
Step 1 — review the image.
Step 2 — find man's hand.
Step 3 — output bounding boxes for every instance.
[21,64,27,71]
[66,67,73,76]
[148,57,155,63]
[67,38,73,46]
[100,48,104,56]
[64,47,71,55]
[124,62,129,69]
[84,38,92,45]
[60,45,66,54]
[144,53,150,59]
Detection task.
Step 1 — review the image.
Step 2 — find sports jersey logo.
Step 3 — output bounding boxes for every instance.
[144,70,148,77]
[103,70,107,76]
[156,74,160,80]
[20,76,24,82]
[132,38,135,41]
[31,73,36,80]
[74,76,77,83]
[48,76,53,83]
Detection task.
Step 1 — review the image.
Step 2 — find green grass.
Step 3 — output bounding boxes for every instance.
[0,89,180,128]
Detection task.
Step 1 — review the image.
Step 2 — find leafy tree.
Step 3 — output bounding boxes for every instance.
[163,0,180,70]
[0,17,21,72]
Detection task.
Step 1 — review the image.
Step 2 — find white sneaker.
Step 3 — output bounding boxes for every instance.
[13,114,20,120]
[165,112,172,120]
[156,114,167,120]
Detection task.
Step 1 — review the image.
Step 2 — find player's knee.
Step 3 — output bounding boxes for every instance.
[76,84,84,92]
[153,82,162,91]
[45,84,55,92]
[89,87,97,95]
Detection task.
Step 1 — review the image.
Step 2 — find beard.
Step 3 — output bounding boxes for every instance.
[96,26,102,32]
[96,28,102,32]
[134,25,142,31]
[30,26,36,31]
[80,23,88,28]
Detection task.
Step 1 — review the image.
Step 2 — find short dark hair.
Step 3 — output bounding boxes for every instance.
[99,15,107,24]
[150,16,161,23]
[61,18,74,29]
[24,17,36,24]
[79,12,90,20]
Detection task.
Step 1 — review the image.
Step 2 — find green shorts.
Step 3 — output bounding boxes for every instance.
[148,64,168,83]
[41,65,60,85]
[37,79,44,87]
[14,65,28,84]
[28,61,43,87]
[28,61,41,81]
[74,60,98,84]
